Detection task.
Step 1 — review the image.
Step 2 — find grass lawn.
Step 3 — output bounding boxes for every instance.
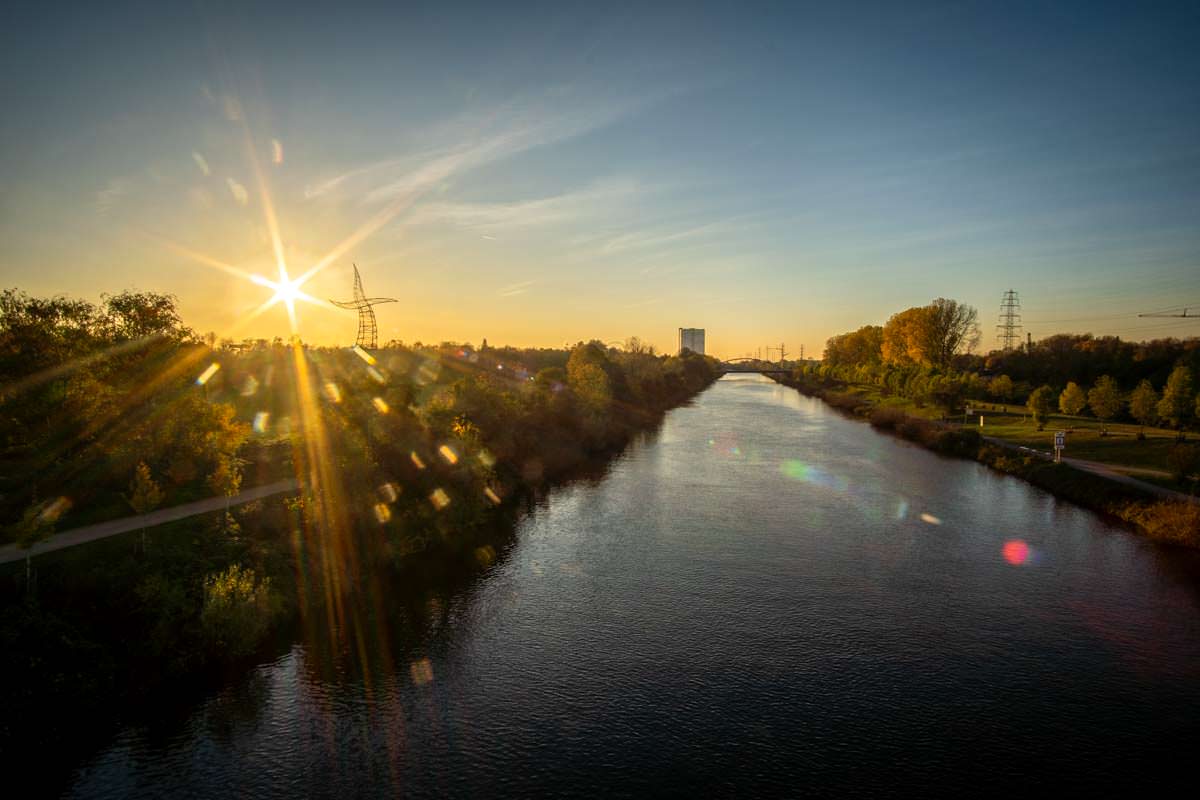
[832,383,1195,489]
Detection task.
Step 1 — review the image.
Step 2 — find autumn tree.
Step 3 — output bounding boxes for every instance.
[1027,385,1055,430]
[102,290,193,342]
[126,461,164,551]
[824,325,883,366]
[881,306,929,365]
[1157,366,1194,429]
[1059,382,1087,416]
[1129,380,1159,431]
[989,374,1015,403]
[919,298,981,369]
[1087,375,1122,424]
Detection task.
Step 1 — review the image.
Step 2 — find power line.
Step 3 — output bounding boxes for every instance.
[1138,307,1196,319]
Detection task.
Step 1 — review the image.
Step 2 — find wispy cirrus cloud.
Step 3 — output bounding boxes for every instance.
[303,95,649,209]
[498,279,536,297]
[95,178,133,216]
[408,178,640,232]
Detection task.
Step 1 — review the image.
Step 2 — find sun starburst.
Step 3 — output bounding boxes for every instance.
[249,266,322,330]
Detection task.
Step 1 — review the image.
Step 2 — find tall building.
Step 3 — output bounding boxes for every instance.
[678,327,705,355]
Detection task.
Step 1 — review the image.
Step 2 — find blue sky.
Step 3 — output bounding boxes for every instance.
[2,1,1198,356]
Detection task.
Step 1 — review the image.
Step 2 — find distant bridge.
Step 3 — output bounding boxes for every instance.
[720,357,791,375]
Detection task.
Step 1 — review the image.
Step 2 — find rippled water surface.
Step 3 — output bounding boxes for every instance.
[70,375,1200,796]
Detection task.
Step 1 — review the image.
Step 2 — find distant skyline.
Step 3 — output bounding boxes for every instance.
[2,1,1198,358]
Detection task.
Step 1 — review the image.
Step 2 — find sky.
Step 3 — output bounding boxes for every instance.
[2,0,1199,359]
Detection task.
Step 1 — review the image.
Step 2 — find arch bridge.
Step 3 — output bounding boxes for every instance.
[720,357,792,375]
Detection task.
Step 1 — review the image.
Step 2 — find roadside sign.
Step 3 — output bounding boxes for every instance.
[1054,431,1065,448]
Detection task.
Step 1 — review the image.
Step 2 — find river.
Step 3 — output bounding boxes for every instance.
[67,374,1200,796]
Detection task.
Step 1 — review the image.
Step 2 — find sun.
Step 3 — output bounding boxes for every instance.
[272,277,304,306]
[250,266,321,330]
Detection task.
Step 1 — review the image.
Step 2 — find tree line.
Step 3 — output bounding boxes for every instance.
[0,287,721,763]
[813,296,1200,432]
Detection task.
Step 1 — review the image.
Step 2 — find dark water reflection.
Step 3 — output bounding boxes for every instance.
[68,375,1200,797]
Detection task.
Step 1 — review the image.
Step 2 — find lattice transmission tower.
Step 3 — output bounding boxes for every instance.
[330,264,397,349]
[996,289,1022,352]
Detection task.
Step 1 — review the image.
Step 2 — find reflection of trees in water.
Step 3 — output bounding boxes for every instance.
[293,513,523,690]
[198,668,276,747]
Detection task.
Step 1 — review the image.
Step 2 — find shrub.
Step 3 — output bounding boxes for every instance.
[1167,444,1200,484]
[1133,502,1200,547]
[200,564,279,658]
[869,407,906,430]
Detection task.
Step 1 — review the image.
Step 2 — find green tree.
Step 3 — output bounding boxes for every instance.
[1087,375,1122,424]
[1129,380,1159,430]
[1027,385,1055,430]
[1059,382,1087,416]
[1157,366,1194,429]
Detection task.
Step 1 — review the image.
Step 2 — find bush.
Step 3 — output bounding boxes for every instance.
[869,407,906,430]
[1167,444,1200,484]
[200,564,279,658]
[1133,502,1200,547]
[933,428,982,457]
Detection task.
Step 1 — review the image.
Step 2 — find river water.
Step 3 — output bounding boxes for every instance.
[68,374,1200,796]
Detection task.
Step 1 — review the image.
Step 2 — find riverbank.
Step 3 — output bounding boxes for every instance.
[0,343,721,777]
[768,371,1200,548]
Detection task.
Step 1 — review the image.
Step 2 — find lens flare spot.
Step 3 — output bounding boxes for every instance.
[474,545,496,567]
[410,452,426,470]
[782,460,810,481]
[271,138,284,165]
[429,488,451,511]
[322,381,342,403]
[196,362,220,385]
[367,366,386,384]
[252,411,270,433]
[478,449,496,468]
[191,151,210,176]
[378,482,400,503]
[896,499,909,520]
[373,503,392,523]
[241,375,259,397]
[353,345,377,366]
[372,397,389,414]
[39,496,72,523]
[484,487,502,505]
[438,445,459,465]
[417,362,440,384]
[409,658,434,686]
[1003,539,1031,565]
[225,177,249,206]
[919,512,942,525]
[781,460,850,492]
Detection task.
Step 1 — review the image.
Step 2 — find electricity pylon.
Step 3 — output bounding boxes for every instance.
[997,290,1022,351]
[330,264,397,349]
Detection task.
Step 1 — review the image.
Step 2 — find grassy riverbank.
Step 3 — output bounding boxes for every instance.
[769,371,1200,548]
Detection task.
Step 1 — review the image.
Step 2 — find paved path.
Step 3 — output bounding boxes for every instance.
[980,435,1192,502]
[0,478,301,565]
